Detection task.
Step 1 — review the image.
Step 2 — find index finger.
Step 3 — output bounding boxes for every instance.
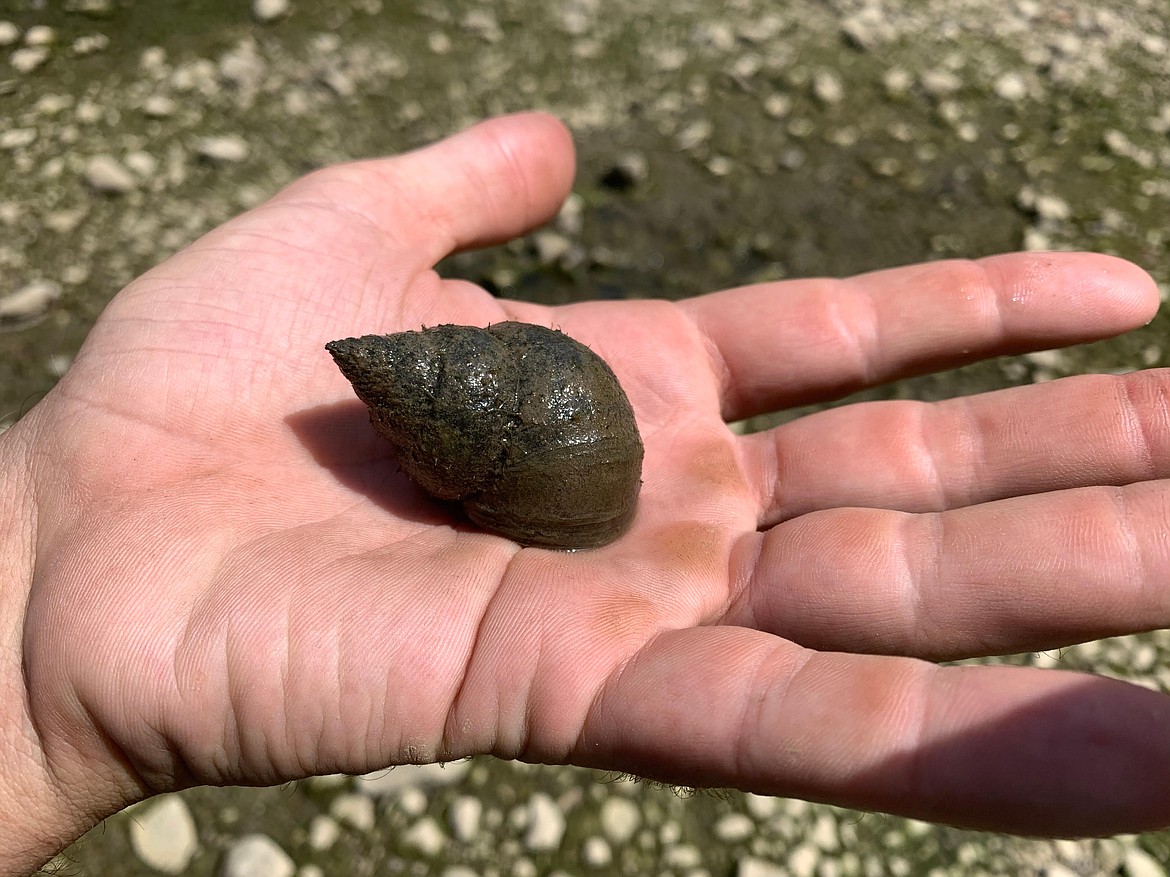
[681,252,1159,421]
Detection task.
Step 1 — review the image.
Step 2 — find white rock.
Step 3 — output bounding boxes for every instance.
[743,794,779,819]
[397,787,428,817]
[737,856,785,877]
[524,793,566,852]
[788,844,820,877]
[308,815,340,851]
[0,128,36,149]
[599,797,640,844]
[443,868,479,877]
[194,135,250,163]
[448,795,482,842]
[811,814,839,852]
[714,812,755,843]
[142,94,177,117]
[813,70,844,104]
[356,761,470,795]
[124,150,158,178]
[663,844,702,868]
[533,231,572,264]
[580,836,612,868]
[0,280,62,328]
[222,834,294,877]
[402,817,445,856]
[128,795,199,874]
[1125,848,1168,877]
[330,793,376,832]
[253,0,290,22]
[300,866,324,877]
[1041,865,1080,877]
[994,72,1028,102]
[23,25,55,46]
[83,154,136,193]
[0,22,20,46]
[10,46,50,73]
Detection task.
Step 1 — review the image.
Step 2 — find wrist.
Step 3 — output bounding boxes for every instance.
[0,419,93,875]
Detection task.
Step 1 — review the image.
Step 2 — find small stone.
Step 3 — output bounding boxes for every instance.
[194,135,250,163]
[676,119,713,151]
[921,69,961,96]
[1124,848,1167,877]
[253,0,290,22]
[0,128,35,149]
[124,150,158,178]
[0,22,20,46]
[222,834,294,877]
[0,280,62,329]
[300,866,324,877]
[599,797,640,845]
[812,70,844,104]
[83,154,136,194]
[580,836,612,868]
[533,231,572,265]
[142,94,177,117]
[402,817,445,856]
[883,67,913,96]
[330,793,376,832]
[788,843,819,877]
[128,795,199,874]
[994,72,1028,102]
[397,787,428,817]
[10,46,50,74]
[737,856,785,877]
[743,794,778,819]
[308,815,340,851]
[428,31,452,54]
[524,793,565,852]
[443,868,479,877]
[663,845,702,868]
[448,796,482,842]
[71,33,109,55]
[356,761,470,795]
[714,812,755,843]
[23,25,55,46]
[1041,865,1080,877]
[811,814,839,852]
[305,773,349,791]
[763,93,791,118]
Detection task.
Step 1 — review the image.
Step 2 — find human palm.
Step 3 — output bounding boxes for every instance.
[6,114,1170,855]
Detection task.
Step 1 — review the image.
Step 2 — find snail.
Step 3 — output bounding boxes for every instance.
[325,322,644,549]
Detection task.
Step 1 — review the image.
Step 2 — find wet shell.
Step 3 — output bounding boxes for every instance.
[326,322,644,549]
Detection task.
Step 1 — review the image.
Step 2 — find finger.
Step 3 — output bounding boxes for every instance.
[722,481,1170,660]
[579,626,1170,836]
[744,369,1170,523]
[276,111,577,265]
[681,252,1159,421]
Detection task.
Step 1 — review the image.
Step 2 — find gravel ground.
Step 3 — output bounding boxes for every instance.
[3,0,1170,874]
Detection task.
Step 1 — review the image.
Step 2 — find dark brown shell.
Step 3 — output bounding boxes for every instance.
[325,322,643,549]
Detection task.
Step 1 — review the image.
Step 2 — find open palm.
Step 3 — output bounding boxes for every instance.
[8,114,1170,854]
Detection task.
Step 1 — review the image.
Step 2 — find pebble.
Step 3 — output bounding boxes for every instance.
[23,25,55,46]
[1041,865,1080,877]
[128,795,199,874]
[1124,848,1168,877]
[788,844,820,877]
[142,94,178,117]
[443,868,479,877]
[532,230,573,264]
[10,46,50,74]
[743,794,779,819]
[599,797,640,845]
[0,128,36,150]
[0,280,62,329]
[194,135,250,163]
[813,70,844,104]
[83,154,137,194]
[330,792,376,832]
[737,857,785,877]
[524,793,566,852]
[308,815,340,851]
[253,0,291,22]
[0,22,18,46]
[222,834,294,877]
[448,795,482,842]
[402,817,446,856]
[71,33,109,55]
[714,812,755,843]
[356,761,470,795]
[994,71,1029,101]
[580,836,612,868]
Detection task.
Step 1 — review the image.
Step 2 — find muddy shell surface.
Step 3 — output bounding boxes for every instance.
[326,322,643,548]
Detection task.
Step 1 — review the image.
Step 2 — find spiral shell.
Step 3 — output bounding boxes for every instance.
[326,322,643,548]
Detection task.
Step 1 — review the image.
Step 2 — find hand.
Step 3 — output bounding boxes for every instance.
[2,113,1168,871]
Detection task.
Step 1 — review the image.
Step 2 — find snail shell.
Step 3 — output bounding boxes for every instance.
[325,322,643,549]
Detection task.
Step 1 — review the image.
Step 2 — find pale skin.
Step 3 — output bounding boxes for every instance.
[2,113,1170,873]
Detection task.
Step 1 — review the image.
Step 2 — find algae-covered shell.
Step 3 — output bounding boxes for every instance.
[326,322,643,548]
